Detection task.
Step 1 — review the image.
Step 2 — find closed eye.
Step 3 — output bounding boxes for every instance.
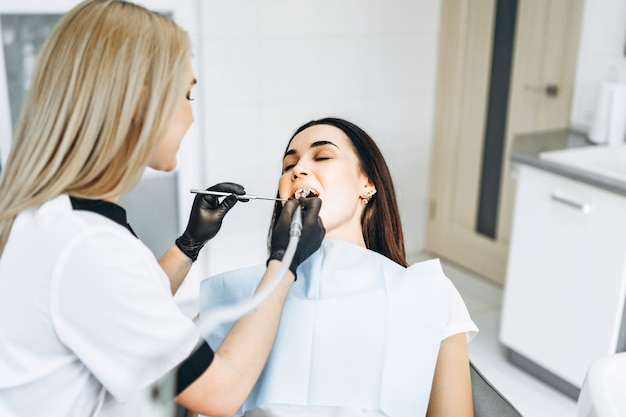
[313,150,334,161]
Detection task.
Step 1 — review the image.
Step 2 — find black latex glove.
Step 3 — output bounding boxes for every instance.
[268,197,325,279]
[176,182,246,262]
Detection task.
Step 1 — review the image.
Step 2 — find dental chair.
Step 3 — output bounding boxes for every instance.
[173,361,522,417]
[470,361,523,417]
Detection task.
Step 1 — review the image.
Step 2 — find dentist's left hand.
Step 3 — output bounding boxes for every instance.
[175,182,246,262]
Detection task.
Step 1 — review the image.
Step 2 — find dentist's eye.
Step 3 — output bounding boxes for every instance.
[186,93,195,101]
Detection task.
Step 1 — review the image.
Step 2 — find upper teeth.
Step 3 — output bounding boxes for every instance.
[295,188,318,198]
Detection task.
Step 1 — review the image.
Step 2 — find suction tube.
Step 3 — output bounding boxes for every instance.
[129,204,304,413]
[195,204,302,338]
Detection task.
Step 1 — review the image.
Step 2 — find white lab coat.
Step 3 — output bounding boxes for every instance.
[0,195,200,416]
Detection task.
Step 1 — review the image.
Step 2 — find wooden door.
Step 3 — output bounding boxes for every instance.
[426,0,584,284]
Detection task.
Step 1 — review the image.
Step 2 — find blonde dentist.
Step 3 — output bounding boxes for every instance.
[0,1,324,416]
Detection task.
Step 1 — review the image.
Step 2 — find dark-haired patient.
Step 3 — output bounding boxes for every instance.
[200,118,478,417]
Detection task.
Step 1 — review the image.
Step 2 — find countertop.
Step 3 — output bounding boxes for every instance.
[510,129,626,196]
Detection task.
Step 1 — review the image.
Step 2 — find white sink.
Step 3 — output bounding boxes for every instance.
[578,352,626,417]
[539,145,626,183]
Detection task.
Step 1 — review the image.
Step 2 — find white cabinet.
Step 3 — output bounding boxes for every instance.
[500,165,626,390]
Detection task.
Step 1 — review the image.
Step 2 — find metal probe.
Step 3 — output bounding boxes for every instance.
[190,188,286,201]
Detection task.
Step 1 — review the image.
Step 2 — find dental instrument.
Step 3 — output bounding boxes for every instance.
[195,203,302,338]
[190,188,286,202]
[295,187,314,199]
[135,199,304,406]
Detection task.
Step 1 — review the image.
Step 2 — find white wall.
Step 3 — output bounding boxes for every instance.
[570,0,626,130]
[0,0,442,314]
[196,0,442,276]
[4,0,619,303]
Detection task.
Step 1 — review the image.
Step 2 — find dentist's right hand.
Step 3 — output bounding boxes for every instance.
[268,197,325,279]
[176,182,246,262]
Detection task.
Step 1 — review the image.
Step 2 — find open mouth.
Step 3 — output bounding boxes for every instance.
[291,187,320,199]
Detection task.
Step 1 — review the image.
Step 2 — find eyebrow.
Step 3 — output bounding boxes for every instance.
[284,140,339,158]
[191,78,198,86]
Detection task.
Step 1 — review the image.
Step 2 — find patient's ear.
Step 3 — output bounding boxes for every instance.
[362,178,377,197]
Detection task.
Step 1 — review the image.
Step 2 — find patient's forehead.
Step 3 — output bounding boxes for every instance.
[288,125,353,152]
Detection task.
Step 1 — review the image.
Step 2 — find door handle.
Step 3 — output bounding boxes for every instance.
[525,83,559,97]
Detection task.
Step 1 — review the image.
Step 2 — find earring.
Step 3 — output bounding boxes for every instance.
[362,191,372,206]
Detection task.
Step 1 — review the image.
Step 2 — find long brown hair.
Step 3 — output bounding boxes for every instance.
[269,117,407,267]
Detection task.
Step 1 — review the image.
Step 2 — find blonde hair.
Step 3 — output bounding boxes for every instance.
[0,0,191,254]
